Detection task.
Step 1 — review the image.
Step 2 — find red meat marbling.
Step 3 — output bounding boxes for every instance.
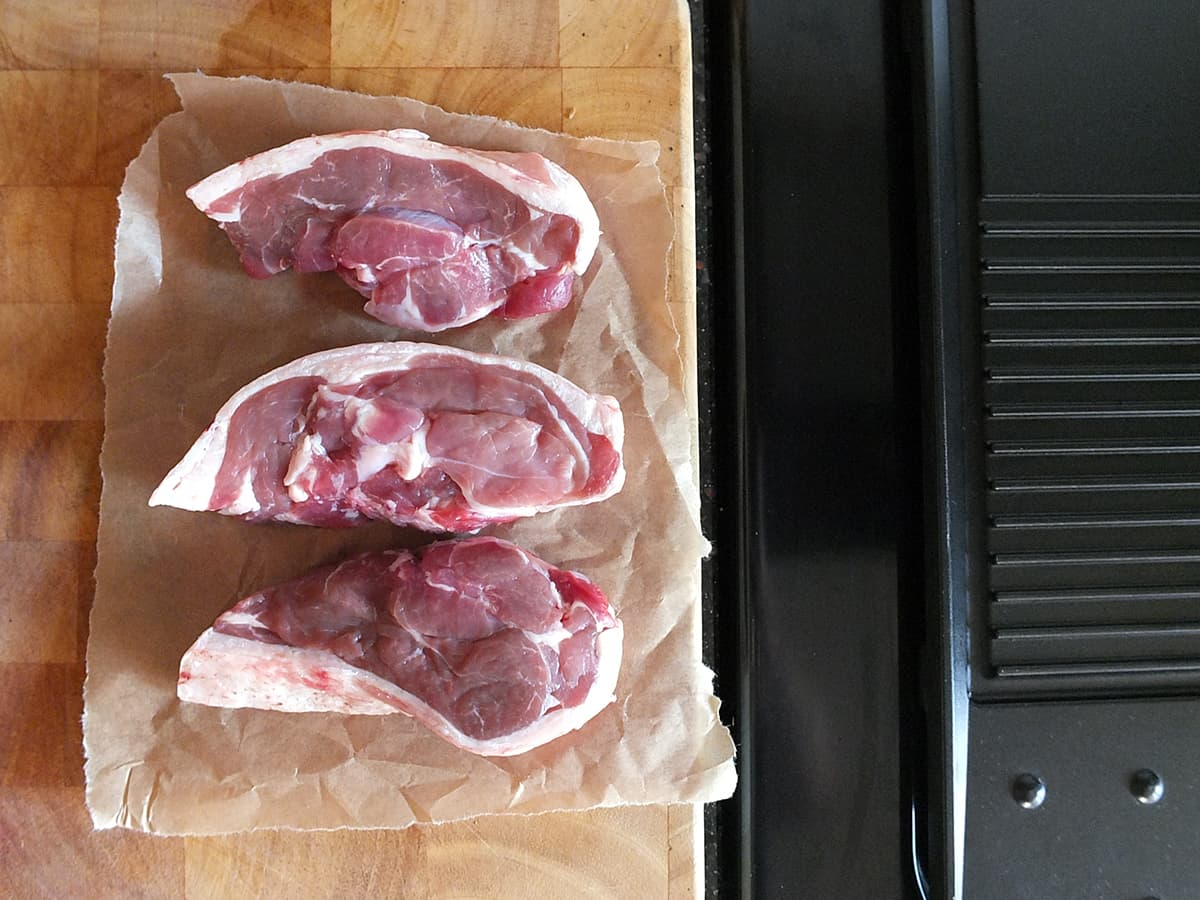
[149,342,625,532]
[177,537,623,756]
[187,130,600,332]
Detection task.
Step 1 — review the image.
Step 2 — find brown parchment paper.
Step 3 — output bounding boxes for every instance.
[84,73,736,833]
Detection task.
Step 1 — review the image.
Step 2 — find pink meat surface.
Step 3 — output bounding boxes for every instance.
[187,130,600,332]
[177,537,623,756]
[149,342,625,531]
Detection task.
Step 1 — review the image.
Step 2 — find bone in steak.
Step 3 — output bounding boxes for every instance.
[177,536,623,756]
[187,130,600,332]
[149,342,625,531]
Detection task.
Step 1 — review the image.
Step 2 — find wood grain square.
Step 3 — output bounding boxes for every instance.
[666,184,697,331]
[2,787,186,898]
[0,542,81,664]
[63,662,85,787]
[185,829,424,898]
[418,807,669,898]
[562,67,681,183]
[0,71,98,186]
[197,66,335,87]
[0,187,116,305]
[329,68,564,132]
[97,68,341,184]
[74,540,96,662]
[99,0,330,70]
[96,70,178,187]
[0,421,102,541]
[0,664,74,786]
[668,805,702,898]
[0,305,107,420]
[665,184,694,304]
[331,0,558,68]
[559,0,684,68]
[665,184,698,436]
[0,1,100,70]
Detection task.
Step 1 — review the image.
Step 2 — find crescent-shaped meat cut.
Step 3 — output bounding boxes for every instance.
[188,129,601,332]
[177,537,623,757]
[149,342,625,532]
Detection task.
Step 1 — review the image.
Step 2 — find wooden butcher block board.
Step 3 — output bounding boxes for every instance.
[0,1,705,897]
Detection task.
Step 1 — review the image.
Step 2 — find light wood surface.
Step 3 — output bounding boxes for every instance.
[0,1,702,897]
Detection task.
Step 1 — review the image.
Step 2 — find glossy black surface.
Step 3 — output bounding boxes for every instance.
[974,0,1200,195]
[964,699,1200,899]
[911,0,978,894]
[701,1,923,896]
[701,1,1200,896]
[921,0,1200,895]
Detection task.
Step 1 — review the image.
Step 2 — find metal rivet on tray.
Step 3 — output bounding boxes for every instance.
[1131,769,1164,805]
[1012,773,1046,809]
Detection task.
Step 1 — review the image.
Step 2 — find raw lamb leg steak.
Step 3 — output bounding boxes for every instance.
[178,536,623,757]
[149,342,625,532]
[187,129,601,332]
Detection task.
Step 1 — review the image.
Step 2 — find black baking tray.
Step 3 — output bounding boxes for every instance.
[920,2,1200,898]
[695,0,923,895]
[696,0,1200,897]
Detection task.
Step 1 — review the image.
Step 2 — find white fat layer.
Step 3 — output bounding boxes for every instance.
[353,427,430,483]
[459,208,548,276]
[148,421,229,511]
[346,396,431,482]
[398,426,430,480]
[304,197,351,212]
[282,394,437,494]
[218,609,265,630]
[187,130,599,275]
[218,468,259,515]
[529,620,572,651]
[354,443,397,483]
[387,276,419,324]
[501,242,545,273]
[283,432,324,503]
